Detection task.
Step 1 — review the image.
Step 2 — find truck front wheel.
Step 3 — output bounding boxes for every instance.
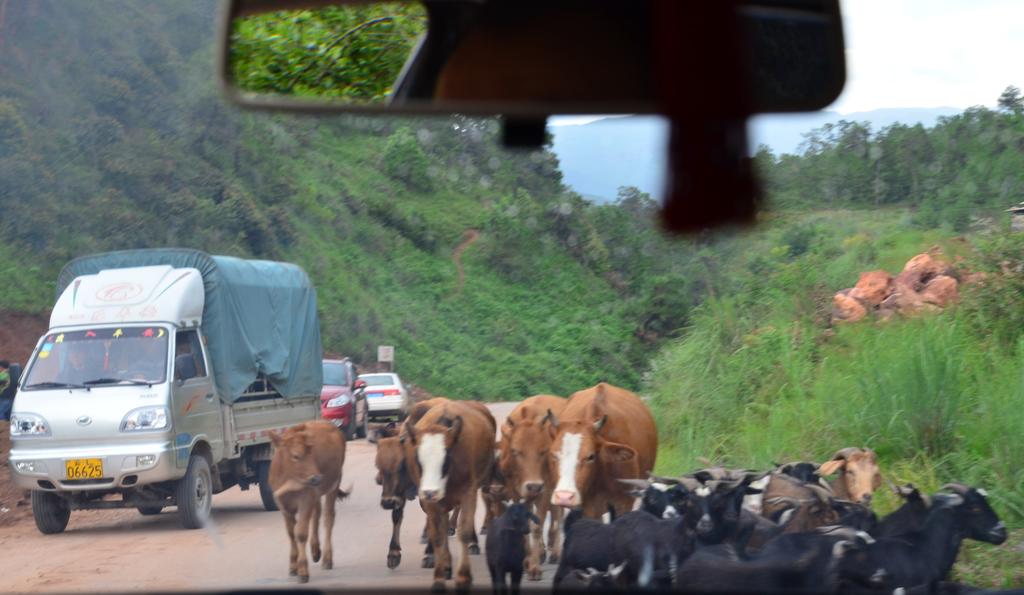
[176,455,212,529]
[257,461,278,511]
[32,490,71,534]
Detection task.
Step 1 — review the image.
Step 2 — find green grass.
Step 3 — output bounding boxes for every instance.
[646,208,1024,589]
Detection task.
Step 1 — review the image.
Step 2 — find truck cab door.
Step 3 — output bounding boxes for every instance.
[172,329,223,467]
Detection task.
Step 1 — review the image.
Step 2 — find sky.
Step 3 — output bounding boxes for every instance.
[552,0,1023,126]
[832,0,1023,113]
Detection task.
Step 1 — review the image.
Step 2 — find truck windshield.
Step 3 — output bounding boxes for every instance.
[22,327,170,389]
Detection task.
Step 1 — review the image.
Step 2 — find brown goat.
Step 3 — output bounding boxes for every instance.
[817,447,881,505]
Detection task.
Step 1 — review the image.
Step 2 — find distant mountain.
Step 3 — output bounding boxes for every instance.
[549,116,668,203]
[549,107,964,201]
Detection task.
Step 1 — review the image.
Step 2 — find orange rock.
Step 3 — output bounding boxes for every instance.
[849,270,894,307]
[880,286,925,315]
[896,253,944,292]
[832,292,867,323]
[921,275,958,307]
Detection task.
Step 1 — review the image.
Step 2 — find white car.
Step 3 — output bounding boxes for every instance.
[358,373,410,420]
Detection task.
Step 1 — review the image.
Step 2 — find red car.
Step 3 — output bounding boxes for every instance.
[320,358,368,440]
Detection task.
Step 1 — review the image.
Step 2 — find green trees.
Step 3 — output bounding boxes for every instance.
[998,85,1023,114]
[383,127,433,191]
[759,88,1024,230]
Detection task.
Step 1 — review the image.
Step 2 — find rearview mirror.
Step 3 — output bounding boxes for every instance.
[219,0,845,116]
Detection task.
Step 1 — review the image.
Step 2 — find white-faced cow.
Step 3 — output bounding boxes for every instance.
[372,397,464,570]
[498,394,568,579]
[548,383,658,519]
[402,399,497,591]
[268,420,350,583]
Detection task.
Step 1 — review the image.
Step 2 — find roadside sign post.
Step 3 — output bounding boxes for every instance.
[377,345,394,372]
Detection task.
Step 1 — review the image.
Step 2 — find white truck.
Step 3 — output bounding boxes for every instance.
[8,249,324,533]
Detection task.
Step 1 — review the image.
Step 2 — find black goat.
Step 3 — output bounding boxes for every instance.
[553,510,616,589]
[620,479,688,519]
[860,484,1006,590]
[774,461,823,484]
[870,483,932,538]
[677,530,882,593]
[486,502,539,595]
[609,510,695,588]
[555,562,629,591]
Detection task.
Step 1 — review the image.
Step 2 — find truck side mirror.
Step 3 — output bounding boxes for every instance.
[175,354,197,383]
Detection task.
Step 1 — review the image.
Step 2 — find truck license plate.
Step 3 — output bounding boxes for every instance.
[65,458,103,480]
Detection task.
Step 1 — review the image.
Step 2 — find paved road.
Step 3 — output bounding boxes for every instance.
[0,402,554,592]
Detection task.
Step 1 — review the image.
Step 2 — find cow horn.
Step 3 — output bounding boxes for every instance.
[593,414,607,433]
[448,415,464,442]
[940,483,970,496]
[544,408,559,429]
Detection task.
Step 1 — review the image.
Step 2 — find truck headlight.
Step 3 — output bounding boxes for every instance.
[326,395,351,408]
[10,413,51,437]
[120,407,169,432]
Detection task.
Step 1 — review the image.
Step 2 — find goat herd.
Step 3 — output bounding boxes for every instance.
[266,382,1016,594]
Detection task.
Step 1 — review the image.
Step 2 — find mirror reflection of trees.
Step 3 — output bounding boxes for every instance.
[231,4,427,101]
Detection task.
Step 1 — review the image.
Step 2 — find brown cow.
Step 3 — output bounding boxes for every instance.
[498,394,568,580]
[371,402,466,570]
[402,400,496,591]
[268,420,350,583]
[548,383,657,518]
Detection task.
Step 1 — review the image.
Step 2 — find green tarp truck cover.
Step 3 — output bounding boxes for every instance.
[57,249,323,403]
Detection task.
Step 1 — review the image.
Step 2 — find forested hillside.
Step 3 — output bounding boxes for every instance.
[0,1,707,398]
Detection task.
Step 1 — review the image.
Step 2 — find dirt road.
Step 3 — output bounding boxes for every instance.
[0,402,553,592]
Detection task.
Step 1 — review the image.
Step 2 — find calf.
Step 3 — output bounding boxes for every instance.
[268,421,350,583]
[498,394,568,578]
[403,400,496,591]
[486,502,540,594]
[372,429,418,569]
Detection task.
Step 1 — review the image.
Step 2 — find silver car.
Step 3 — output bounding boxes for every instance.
[358,373,410,421]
